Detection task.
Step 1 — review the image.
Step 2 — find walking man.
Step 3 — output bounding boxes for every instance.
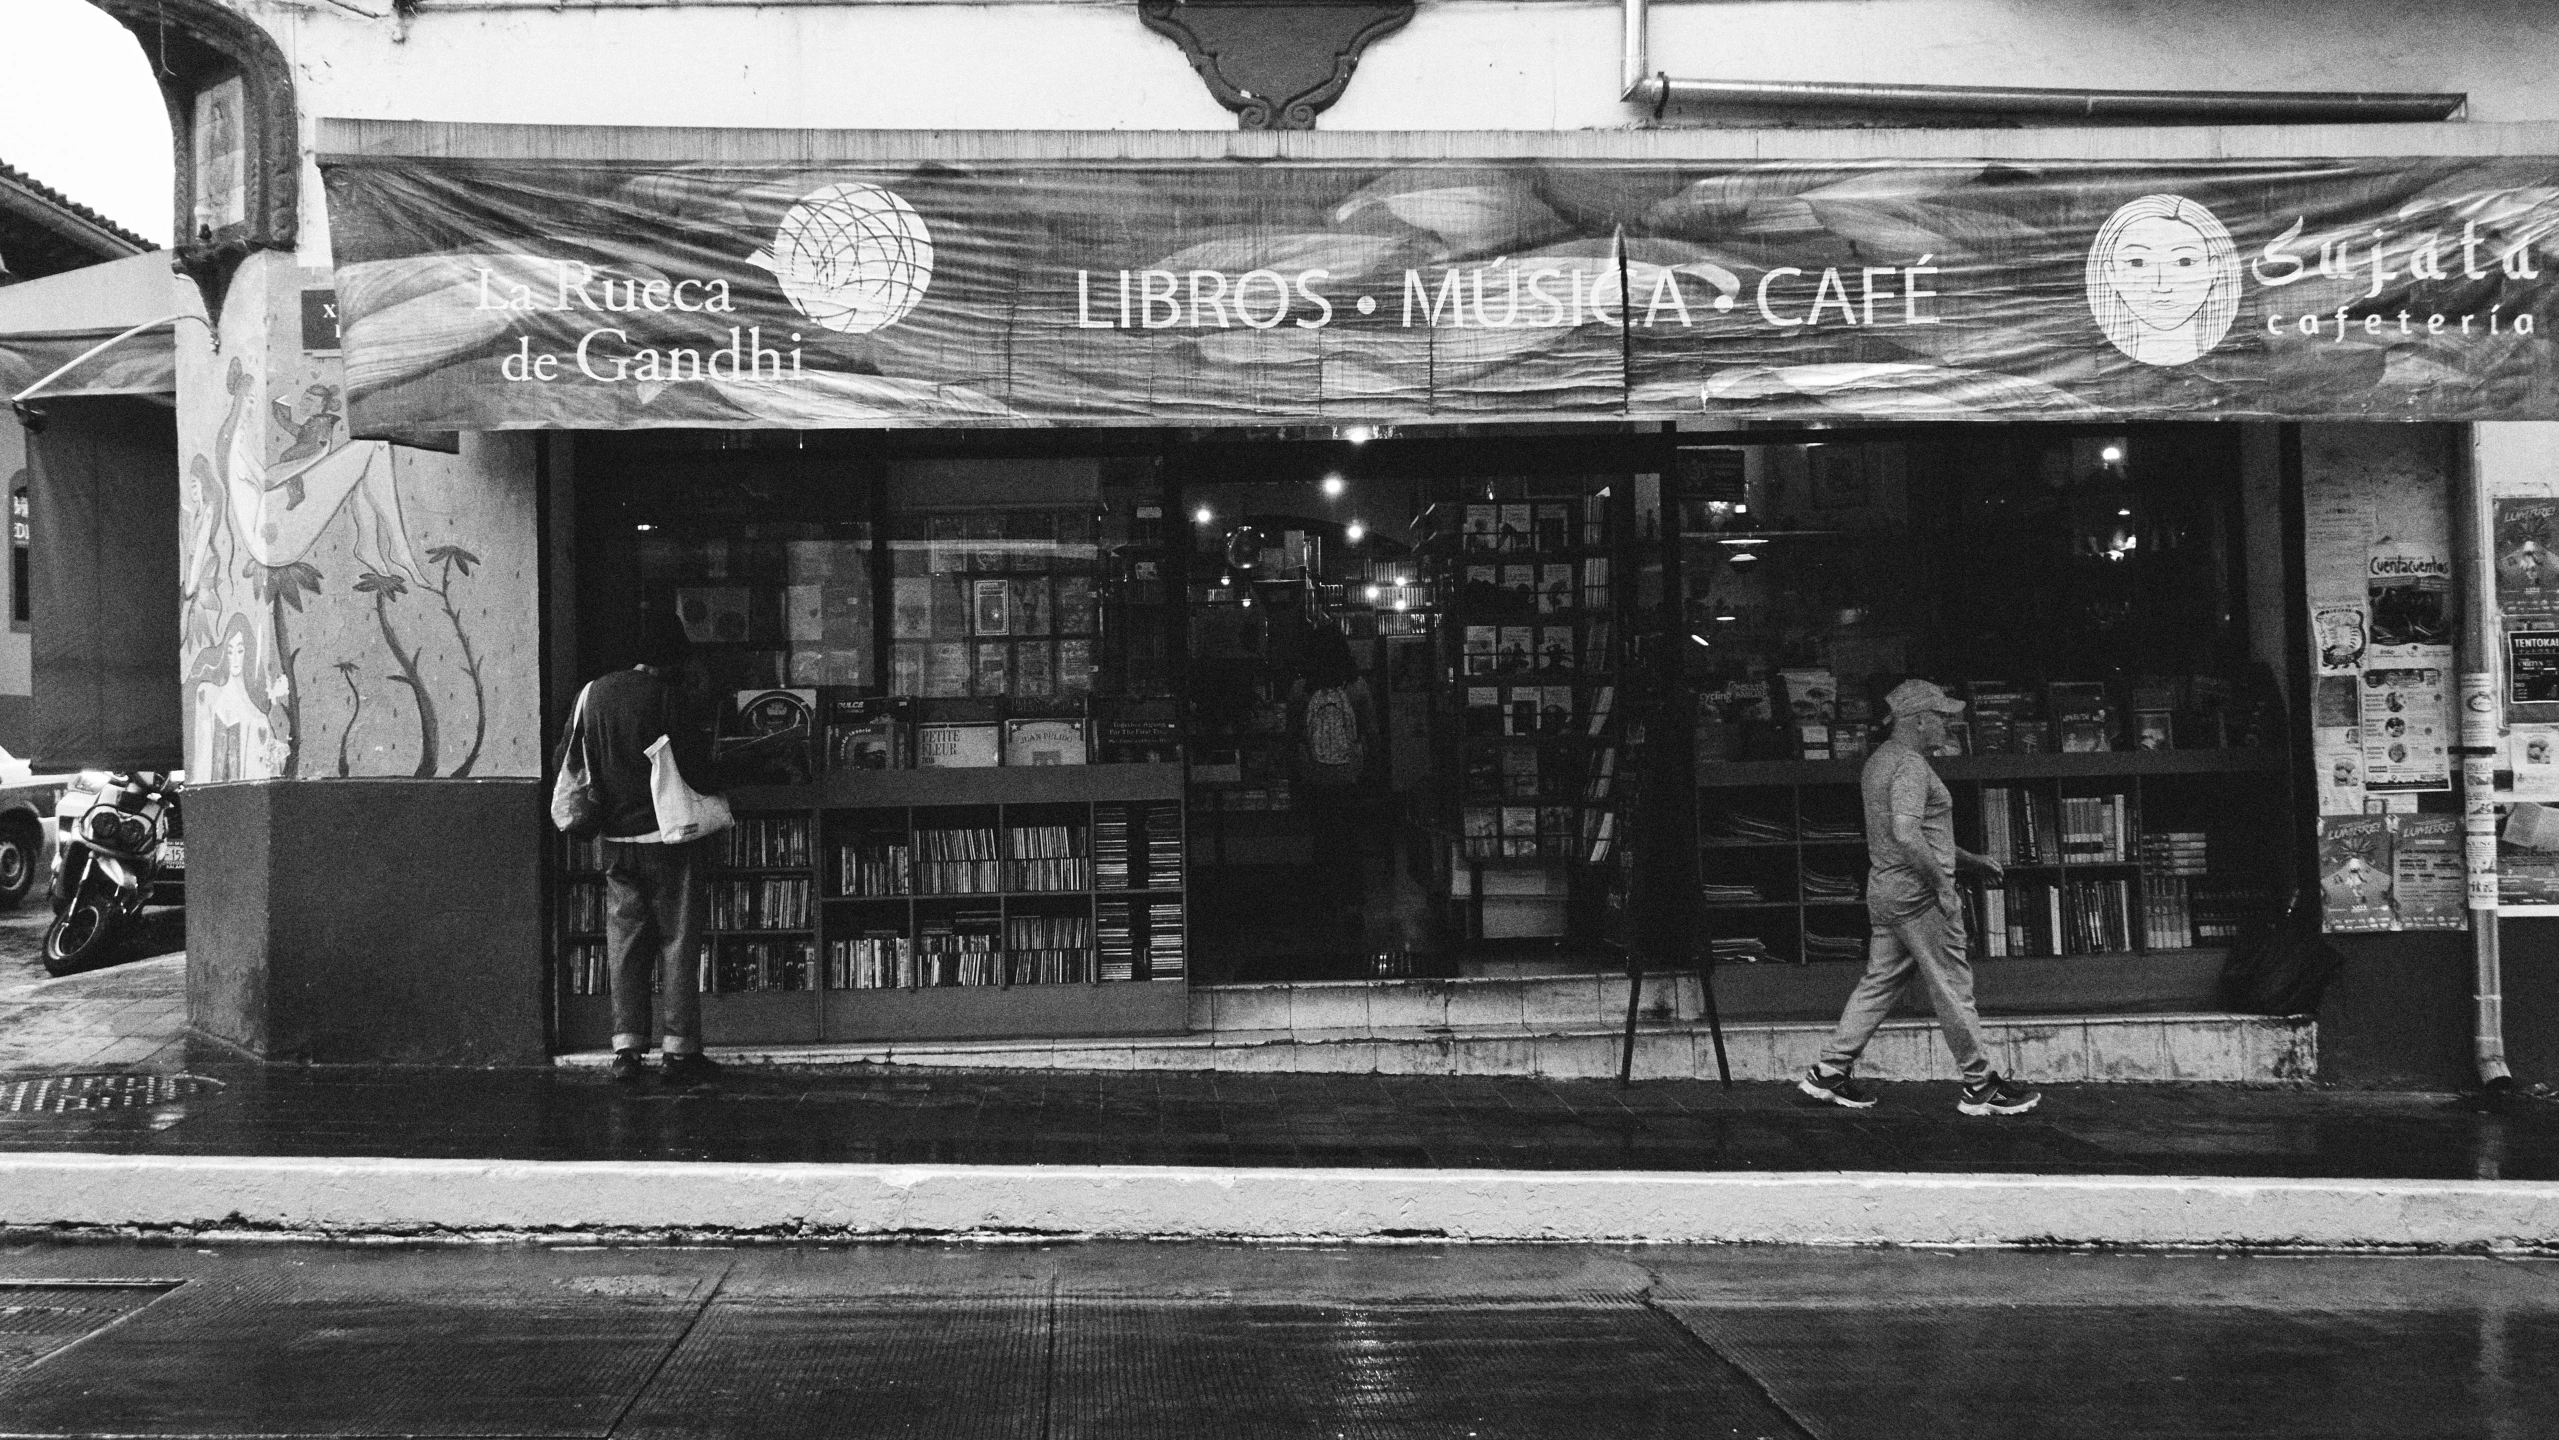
[1799,678,2042,1116]
[559,612,724,1086]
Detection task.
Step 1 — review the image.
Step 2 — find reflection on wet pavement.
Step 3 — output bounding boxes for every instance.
[0,1241,2551,1439]
[1,1049,2554,1179]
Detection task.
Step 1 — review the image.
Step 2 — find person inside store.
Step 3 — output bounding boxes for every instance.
[557,609,726,1086]
[1290,622,1381,945]
[1798,678,2044,1117]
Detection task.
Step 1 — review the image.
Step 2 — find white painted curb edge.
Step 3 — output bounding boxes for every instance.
[3,1154,2556,1248]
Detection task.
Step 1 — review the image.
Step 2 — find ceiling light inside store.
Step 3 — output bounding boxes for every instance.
[2101,445,2125,463]
[1321,473,1346,497]
[1344,426,1374,445]
[1729,550,1759,563]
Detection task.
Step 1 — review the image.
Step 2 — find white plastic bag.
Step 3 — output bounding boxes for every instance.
[645,734,734,843]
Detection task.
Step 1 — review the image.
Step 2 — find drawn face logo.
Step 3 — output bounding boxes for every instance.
[746,183,934,335]
[2086,196,2241,367]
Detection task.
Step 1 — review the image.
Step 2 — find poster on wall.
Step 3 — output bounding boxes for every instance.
[2314,731,2365,815]
[2311,601,2368,675]
[2494,498,2559,620]
[2366,540,2451,658]
[2506,629,2559,723]
[2515,724,2559,801]
[2499,803,2559,905]
[2356,659,2451,792]
[321,144,2559,434]
[2390,816,2466,930]
[2319,816,2397,932]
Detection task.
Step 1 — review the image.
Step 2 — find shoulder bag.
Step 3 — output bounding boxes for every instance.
[548,684,605,838]
[646,734,735,843]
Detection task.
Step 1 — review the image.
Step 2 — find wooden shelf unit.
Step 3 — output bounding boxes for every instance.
[556,763,1189,1046]
[1695,749,2289,971]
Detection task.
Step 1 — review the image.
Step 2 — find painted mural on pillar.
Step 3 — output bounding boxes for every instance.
[178,256,540,782]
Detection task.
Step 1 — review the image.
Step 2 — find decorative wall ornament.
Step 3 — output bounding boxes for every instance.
[91,0,300,328]
[1138,0,1416,130]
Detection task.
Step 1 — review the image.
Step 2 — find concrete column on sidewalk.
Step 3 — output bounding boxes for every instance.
[177,250,546,1065]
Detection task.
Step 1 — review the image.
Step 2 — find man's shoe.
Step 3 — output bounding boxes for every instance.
[1797,1065,1880,1109]
[660,1051,723,1087]
[1958,1072,2042,1116]
[606,1049,648,1083]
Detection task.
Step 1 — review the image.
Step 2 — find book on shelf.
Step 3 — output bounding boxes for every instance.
[1002,717,1089,767]
[828,930,915,989]
[833,832,913,896]
[917,722,1001,768]
[716,689,817,785]
[1533,501,1572,552]
[710,936,815,992]
[564,938,606,995]
[825,696,913,771]
[1005,821,1092,891]
[914,824,1002,894]
[708,876,812,930]
[565,878,606,935]
[722,816,812,868]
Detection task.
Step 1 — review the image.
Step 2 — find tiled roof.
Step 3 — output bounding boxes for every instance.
[0,156,155,256]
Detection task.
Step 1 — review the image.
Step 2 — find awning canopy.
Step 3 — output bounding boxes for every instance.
[316,121,2559,433]
[0,251,186,402]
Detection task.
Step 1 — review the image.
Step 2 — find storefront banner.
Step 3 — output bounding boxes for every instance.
[319,153,2559,433]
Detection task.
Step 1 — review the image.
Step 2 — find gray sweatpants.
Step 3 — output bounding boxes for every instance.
[1817,905,1992,1083]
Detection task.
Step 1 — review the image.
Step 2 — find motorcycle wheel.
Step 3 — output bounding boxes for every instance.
[42,877,120,976]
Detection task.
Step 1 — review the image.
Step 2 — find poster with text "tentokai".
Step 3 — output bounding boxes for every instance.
[318,151,2559,433]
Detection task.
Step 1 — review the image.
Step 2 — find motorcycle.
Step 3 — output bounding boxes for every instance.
[44,769,183,976]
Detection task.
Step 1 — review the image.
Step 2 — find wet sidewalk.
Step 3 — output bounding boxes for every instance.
[1,1238,2554,1438]
[4,1045,2557,1181]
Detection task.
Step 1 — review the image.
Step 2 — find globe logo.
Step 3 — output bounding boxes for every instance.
[745,182,933,335]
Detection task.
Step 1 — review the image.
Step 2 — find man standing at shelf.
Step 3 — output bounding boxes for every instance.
[1799,679,2043,1116]
[558,611,725,1086]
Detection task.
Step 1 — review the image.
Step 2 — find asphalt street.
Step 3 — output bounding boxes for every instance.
[0,1239,2550,1438]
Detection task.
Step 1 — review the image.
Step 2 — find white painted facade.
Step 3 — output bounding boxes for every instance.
[244,0,2559,269]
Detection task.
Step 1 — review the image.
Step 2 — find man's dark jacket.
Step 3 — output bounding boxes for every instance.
[555,666,719,839]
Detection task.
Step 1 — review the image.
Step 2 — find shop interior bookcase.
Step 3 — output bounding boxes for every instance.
[1695,748,2290,1018]
[557,763,1188,1047]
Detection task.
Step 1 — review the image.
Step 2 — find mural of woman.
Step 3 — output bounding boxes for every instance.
[2085,194,2242,367]
[189,613,285,782]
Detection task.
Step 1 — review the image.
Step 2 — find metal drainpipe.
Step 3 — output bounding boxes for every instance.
[2456,431,2517,1094]
[1617,0,2465,123]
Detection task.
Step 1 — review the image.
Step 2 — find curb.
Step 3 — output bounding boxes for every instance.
[2,1153,2555,1249]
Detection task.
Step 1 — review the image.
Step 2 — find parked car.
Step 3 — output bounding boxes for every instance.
[0,774,69,908]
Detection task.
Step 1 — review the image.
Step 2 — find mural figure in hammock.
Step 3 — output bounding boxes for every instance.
[183,357,424,779]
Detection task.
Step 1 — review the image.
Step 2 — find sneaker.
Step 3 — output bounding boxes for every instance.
[606,1049,648,1083]
[660,1051,723,1087]
[1797,1065,1880,1109]
[1958,1073,2043,1116]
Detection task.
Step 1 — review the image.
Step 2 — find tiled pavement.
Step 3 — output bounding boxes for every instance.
[0,907,185,1075]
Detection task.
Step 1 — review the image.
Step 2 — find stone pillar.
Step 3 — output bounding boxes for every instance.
[178,250,547,1065]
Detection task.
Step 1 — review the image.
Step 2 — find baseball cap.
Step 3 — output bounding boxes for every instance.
[1885,678,1966,718]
